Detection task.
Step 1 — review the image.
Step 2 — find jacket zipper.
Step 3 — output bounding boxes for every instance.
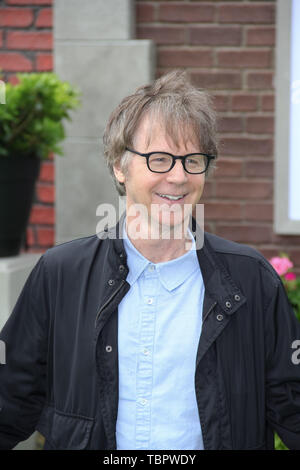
[94,280,126,328]
[202,301,217,324]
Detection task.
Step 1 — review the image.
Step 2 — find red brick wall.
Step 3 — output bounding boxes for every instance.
[136,0,300,274]
[0,0,300,273]
[0,0,54,252]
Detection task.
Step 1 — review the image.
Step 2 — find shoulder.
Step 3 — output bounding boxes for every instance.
[41,233,105,272]
[204,232,281,287]
[205,231,263,259]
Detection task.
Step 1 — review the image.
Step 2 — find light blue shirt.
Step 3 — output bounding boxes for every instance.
[116,230,205,450]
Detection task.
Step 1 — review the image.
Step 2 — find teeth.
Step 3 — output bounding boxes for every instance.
[158,194,184,200]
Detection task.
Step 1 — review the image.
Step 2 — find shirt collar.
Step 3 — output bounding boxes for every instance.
[123,223,200,291]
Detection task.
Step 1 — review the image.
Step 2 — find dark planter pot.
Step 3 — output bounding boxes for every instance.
[0,156,41,257]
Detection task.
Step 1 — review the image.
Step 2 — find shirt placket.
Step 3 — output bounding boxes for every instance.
[135,264,158,449]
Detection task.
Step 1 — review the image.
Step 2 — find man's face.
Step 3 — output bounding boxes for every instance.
[113,114,205,236]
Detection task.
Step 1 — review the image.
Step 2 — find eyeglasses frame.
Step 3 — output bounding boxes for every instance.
[125,147,216,175]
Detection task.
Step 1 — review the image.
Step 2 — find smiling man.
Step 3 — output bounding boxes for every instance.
[0,71,300,450]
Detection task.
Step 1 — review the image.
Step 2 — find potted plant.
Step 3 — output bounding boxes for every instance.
[0,72,80,257]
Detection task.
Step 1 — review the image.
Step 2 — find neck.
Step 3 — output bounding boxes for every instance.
[125,215,193,263]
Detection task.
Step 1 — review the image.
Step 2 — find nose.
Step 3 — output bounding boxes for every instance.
[165,159,188,184]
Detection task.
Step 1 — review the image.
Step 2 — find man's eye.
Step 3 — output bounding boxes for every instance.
[186,158,198,165]
[150,154,171,164]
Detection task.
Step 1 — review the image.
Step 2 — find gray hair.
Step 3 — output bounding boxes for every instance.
[103,70,218,196]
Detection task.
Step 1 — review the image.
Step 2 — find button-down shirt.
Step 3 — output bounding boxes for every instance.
[116,229,205,450]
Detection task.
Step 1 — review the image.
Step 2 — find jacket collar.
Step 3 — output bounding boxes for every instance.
[197,233,246,317]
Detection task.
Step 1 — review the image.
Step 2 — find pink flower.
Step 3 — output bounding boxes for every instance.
[284,272,297,281]
[269,256,293,276]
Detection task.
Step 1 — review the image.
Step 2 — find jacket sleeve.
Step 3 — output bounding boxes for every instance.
[265,277,300,449]
[0,255,50,449]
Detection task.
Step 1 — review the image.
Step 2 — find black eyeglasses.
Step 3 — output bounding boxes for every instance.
[125,147,215,174]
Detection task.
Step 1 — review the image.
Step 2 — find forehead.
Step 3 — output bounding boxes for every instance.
[132,111,200,152]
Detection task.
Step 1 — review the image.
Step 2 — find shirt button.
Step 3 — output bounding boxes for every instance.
[108,279,115,286]
[216,314,224,322]
[147,298,153,305]
[106,345,112,352]
[225,301,232,309]
[149,265,155,272]
[140,398,148,405]
[234,294,241,302]
[143,348,150,356]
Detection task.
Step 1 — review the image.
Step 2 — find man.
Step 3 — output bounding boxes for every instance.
[0,71,300,450]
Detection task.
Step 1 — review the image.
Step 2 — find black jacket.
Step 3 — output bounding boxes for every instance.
[1,225,300,450]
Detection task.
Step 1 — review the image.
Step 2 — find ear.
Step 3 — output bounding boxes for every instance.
[113,164,125,184]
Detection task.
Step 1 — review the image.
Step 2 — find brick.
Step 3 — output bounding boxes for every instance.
[231,94,258,111]
[0,31,3,48]
[247,72,274,89]
[7,75,20,85]
[26,226,35,246]
[136,3,155,22]
[36,184,55,203]
[8,73,20,85]
[245,160,273,178]
[246,27,275,46]
[270,232,300,247]
[35,8,52,27]
[218,116,244,133]
[39,161,54,182]
[6,31,53,50]
[244,203,273,221]
[158,48,213,67]
[218,4,275,24]
[137,26,185,44]
[204,202,242,220]
[6,0,52,4]
[36,53,53,71]
[191,71,241,90]
[221,137,273,156]
[215,181,272,199]
[246,116,274,134]
[159,3,214,22]
[213,158,243,178]
[261,94,274,111]
[217,50,272,68]
[0,8,34,27]
[213,94,229,112]
[0,53,33,71]
[289,250,300,267]
[190,26,242,46]
[37,227,54,246]
[201,181,214,199]
[29,205,55,224]
[259,248,282,263]
[216,225,272,244]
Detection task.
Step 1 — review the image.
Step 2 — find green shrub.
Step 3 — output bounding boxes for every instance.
[0,73,80,159]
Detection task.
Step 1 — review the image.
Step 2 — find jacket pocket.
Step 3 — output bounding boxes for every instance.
[37,406,94,450]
